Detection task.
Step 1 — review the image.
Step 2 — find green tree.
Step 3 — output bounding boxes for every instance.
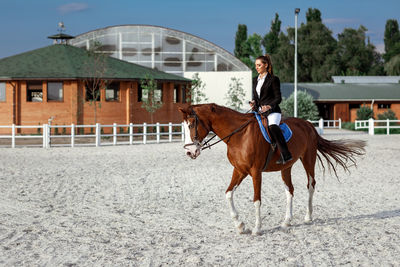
[225,77,246,111]
[187,73,208,104]
[140,75,163,123]
[383,19,400,62]
[306,8,322,23]
[336,26,376,76]
[280,90,319,120]
[262,13,281,54]
[297,8,338,82]
[83,40,108,124]
[272,33,294,82]
[234,24,250,59]
[384,54,400,75]
[245,33,263,75]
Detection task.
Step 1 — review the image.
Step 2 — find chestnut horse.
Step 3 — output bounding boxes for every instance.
[179,103,365,235]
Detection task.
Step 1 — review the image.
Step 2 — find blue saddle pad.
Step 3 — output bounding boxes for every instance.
[253,112,293,144]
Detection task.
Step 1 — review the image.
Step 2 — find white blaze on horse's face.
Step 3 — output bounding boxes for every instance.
[183,120,201,159]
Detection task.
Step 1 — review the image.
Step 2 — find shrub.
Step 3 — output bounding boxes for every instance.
[377,109,397,120]
[356,105,374,120]
[341,122,355,131]
[281,90,319,120]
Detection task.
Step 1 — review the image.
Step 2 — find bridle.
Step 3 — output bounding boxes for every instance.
[183,110,254,151]
[183,110,210,150]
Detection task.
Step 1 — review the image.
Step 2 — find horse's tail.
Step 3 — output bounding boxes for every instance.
[314,129,366,177]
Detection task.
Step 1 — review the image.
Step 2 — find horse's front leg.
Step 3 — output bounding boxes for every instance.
[225,168,247,234]
[281,167,294,228]
[251,170,262,235]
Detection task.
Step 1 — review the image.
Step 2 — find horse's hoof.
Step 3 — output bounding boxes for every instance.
[281,220,291,228]
[236,222,245,234]
[304,215,312,223]
[252,228,261,236]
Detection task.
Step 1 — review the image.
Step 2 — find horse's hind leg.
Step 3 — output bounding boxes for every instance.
[301,151,317,223]
[281,167,294,228]
[225,168,247,234]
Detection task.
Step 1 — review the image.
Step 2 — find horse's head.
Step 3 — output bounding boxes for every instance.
[179,105,212,159]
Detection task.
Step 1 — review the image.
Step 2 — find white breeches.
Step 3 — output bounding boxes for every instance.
[267,112,281,126]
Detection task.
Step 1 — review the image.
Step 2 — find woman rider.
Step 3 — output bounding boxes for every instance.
[250,54,292,164]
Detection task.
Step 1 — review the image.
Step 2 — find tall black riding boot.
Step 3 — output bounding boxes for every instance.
[269,124,293,164]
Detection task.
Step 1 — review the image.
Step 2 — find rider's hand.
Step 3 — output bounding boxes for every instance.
[249,100,255,108]
[261,105,272,113]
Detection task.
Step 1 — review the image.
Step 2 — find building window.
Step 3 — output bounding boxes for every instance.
[85,82,101,101]
[105,82,120,101]
[378,103,391,109]
[155,83,163,103]
[138,84,143,102]
[47,82,63,101]
[174,84,180,103]
[139,82,162,103]
[0,82,5,102]
[27,82,43,102]
[349,104,361,109]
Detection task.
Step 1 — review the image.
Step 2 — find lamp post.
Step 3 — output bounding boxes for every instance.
[294,8,300,118]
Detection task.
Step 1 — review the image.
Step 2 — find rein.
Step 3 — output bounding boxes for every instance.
[184,109,255,151]
[201,118,254,150]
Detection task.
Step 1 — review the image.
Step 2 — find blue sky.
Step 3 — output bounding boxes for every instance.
[0,0,399,59]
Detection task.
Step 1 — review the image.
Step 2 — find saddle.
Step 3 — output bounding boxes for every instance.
[253,112,293,144]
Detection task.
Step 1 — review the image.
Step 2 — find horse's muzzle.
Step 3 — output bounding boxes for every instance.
[184,143,201,159]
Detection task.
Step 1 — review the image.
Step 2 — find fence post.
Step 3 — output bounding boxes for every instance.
[129,123,133,145]
[319,118,324,130]
[368,118,374,135]
[169,122,172,142]
[339,118,342,129]
[113,123,117,145]
[11,124,15,148]
[156,122,160,143]
[47,124,51,148]
[43,124,47,148]
[143,123,147,144]
[181,122,185,142]
[71,124,75,147]
[387,119,390,135]
[96,123,101,147]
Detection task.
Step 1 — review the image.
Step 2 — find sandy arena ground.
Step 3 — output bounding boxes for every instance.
[0,130,399,266]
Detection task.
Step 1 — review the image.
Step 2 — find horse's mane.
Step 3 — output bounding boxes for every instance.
[192,103,253,118]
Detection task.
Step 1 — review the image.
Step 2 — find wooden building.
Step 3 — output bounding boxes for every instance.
[282,78,400,122]
[0,43,191,133]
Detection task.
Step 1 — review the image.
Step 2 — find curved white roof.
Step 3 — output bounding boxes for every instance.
[69,25,250,76]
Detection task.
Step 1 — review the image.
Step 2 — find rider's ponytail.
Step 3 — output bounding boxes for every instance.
[256,54,274,75]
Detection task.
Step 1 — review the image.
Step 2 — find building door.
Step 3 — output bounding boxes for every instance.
[316,103,333,120]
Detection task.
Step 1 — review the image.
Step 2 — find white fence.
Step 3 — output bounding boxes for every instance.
[308,118,342,134]
[355,118,400,135]
[0,123,185,148]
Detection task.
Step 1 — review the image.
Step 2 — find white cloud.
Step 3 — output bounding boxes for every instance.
[323,18,357,24]
[58,3,89,14]
[375,43,385,54]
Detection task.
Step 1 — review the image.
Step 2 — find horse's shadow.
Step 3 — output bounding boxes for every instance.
[262,209,400,235]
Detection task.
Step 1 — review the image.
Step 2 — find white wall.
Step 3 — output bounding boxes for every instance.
[184,71,252,109]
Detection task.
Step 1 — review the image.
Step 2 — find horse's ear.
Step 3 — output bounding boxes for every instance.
[178,107,190,120]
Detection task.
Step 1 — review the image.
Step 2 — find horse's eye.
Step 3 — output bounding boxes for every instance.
[188,124,194,129]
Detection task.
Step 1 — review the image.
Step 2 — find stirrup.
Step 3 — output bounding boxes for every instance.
[276,154,293,165]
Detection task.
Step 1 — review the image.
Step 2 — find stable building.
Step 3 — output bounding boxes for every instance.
[0,42,191,132]
[282,76,400,122]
